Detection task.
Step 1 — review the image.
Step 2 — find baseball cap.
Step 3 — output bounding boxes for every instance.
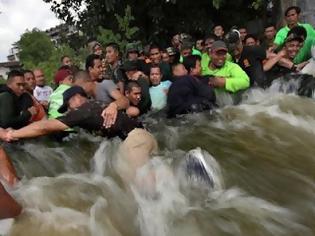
[54,68,73,85]
[122,60,138,72]
[58,86,87,113]
[211,40,228,52]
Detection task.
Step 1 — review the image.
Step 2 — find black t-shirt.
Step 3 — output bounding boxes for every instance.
[237,46,266,88]
[167,75,216,117]
[57,101,142,140]
[265,64,293,87]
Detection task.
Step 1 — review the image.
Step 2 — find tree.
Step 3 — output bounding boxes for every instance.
[18,29,54,66]
[18,29,80,84]
[43,0,269,45]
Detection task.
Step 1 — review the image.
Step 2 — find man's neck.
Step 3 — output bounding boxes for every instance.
[288,22,298,29]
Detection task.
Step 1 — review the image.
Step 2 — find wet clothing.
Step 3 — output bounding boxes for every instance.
[236,46,266,88]
[203,61,250,93]
[149,80,172,110]
[274,23,315,64]
[265,64,294,87]
[33,85,53,102]
[18,93,45,122]
[95,80,117,105]
[48,84,71,119]
[57,101,142,140]
[167,75,216,118]
[0,86,31,129]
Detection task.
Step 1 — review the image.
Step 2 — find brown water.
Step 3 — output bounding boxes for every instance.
[2,81,315,236]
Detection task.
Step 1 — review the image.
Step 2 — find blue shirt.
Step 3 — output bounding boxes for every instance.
[149,80,172,110]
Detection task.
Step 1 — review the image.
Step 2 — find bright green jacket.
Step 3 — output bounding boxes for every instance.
[274,23,315,64]
[201,52,233,75]
[48,84,71,119]
[202,61,250,93]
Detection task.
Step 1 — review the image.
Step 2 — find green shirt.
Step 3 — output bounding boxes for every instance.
[202,61,250,93]
[48,84,71,119]
[201,52,233,76]
[179,48,202,63]
[274,23,315,64]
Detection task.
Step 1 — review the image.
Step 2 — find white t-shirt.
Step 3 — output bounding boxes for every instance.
[33,85,53,102]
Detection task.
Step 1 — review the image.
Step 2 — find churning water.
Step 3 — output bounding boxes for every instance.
[2,75,315,236]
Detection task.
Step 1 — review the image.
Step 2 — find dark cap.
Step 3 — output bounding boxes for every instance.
[58,86,87,113]
[211,40,228,52]
[285,6,301,16]
[126,43,139,53]
[122,60,138,72]
[285,32,305,44]
[54,68,73,85]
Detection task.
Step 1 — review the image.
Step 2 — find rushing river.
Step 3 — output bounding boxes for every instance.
[2,75,315,236]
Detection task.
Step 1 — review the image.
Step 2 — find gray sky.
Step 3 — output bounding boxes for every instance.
[0,0,61,61]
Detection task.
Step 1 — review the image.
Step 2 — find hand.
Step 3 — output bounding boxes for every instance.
[101,103,118,128]
[28,106,38,116]
[4,130,18,142]
[277,49,287,58]
[296,61,309,72]
[209,77,226,88]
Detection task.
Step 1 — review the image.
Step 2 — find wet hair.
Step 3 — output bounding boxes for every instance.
[7,70,24,83]
[106,42,120,52]
[125,81,141,93]
[183,55,201,73]
[285,6,301,16]
[85,54,101,71]
[289,25,307,39]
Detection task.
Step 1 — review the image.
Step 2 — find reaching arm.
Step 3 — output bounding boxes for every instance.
[110,89,129,110]
[7,119,69,141]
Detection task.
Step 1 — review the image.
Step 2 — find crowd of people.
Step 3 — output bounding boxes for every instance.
[0,5,314,220]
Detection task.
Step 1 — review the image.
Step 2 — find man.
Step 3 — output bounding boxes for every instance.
[73,70,129,127]
[230,36,267,87]
[123,60,151,115]
[213,24,225,40]
[85,54,104,82]
[238,26,248,43]
[261,23,277,50]
[48,66,73,119]
[265,28,307,85]
[0,86,157,187]
[0,70,36,129]
[61,55,72,67]
[149,65,171,110]
[21,70,46,122]
[33,69,53,109]
[125,81,142,117]
[148,45,172,81]
[167,55,216,118]
[274,6,315,64]
[203,40,250,93]
[244,34,260,47]
[104,43,124,92]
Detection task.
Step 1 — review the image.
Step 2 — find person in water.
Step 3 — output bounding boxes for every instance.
[0,86,157,186]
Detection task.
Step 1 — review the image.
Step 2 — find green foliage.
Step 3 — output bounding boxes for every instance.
[18,29,81,84]
[97,5,139,52]
[18,29,55,65]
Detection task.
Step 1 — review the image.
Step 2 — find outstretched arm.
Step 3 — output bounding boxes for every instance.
[3,119,69,141]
